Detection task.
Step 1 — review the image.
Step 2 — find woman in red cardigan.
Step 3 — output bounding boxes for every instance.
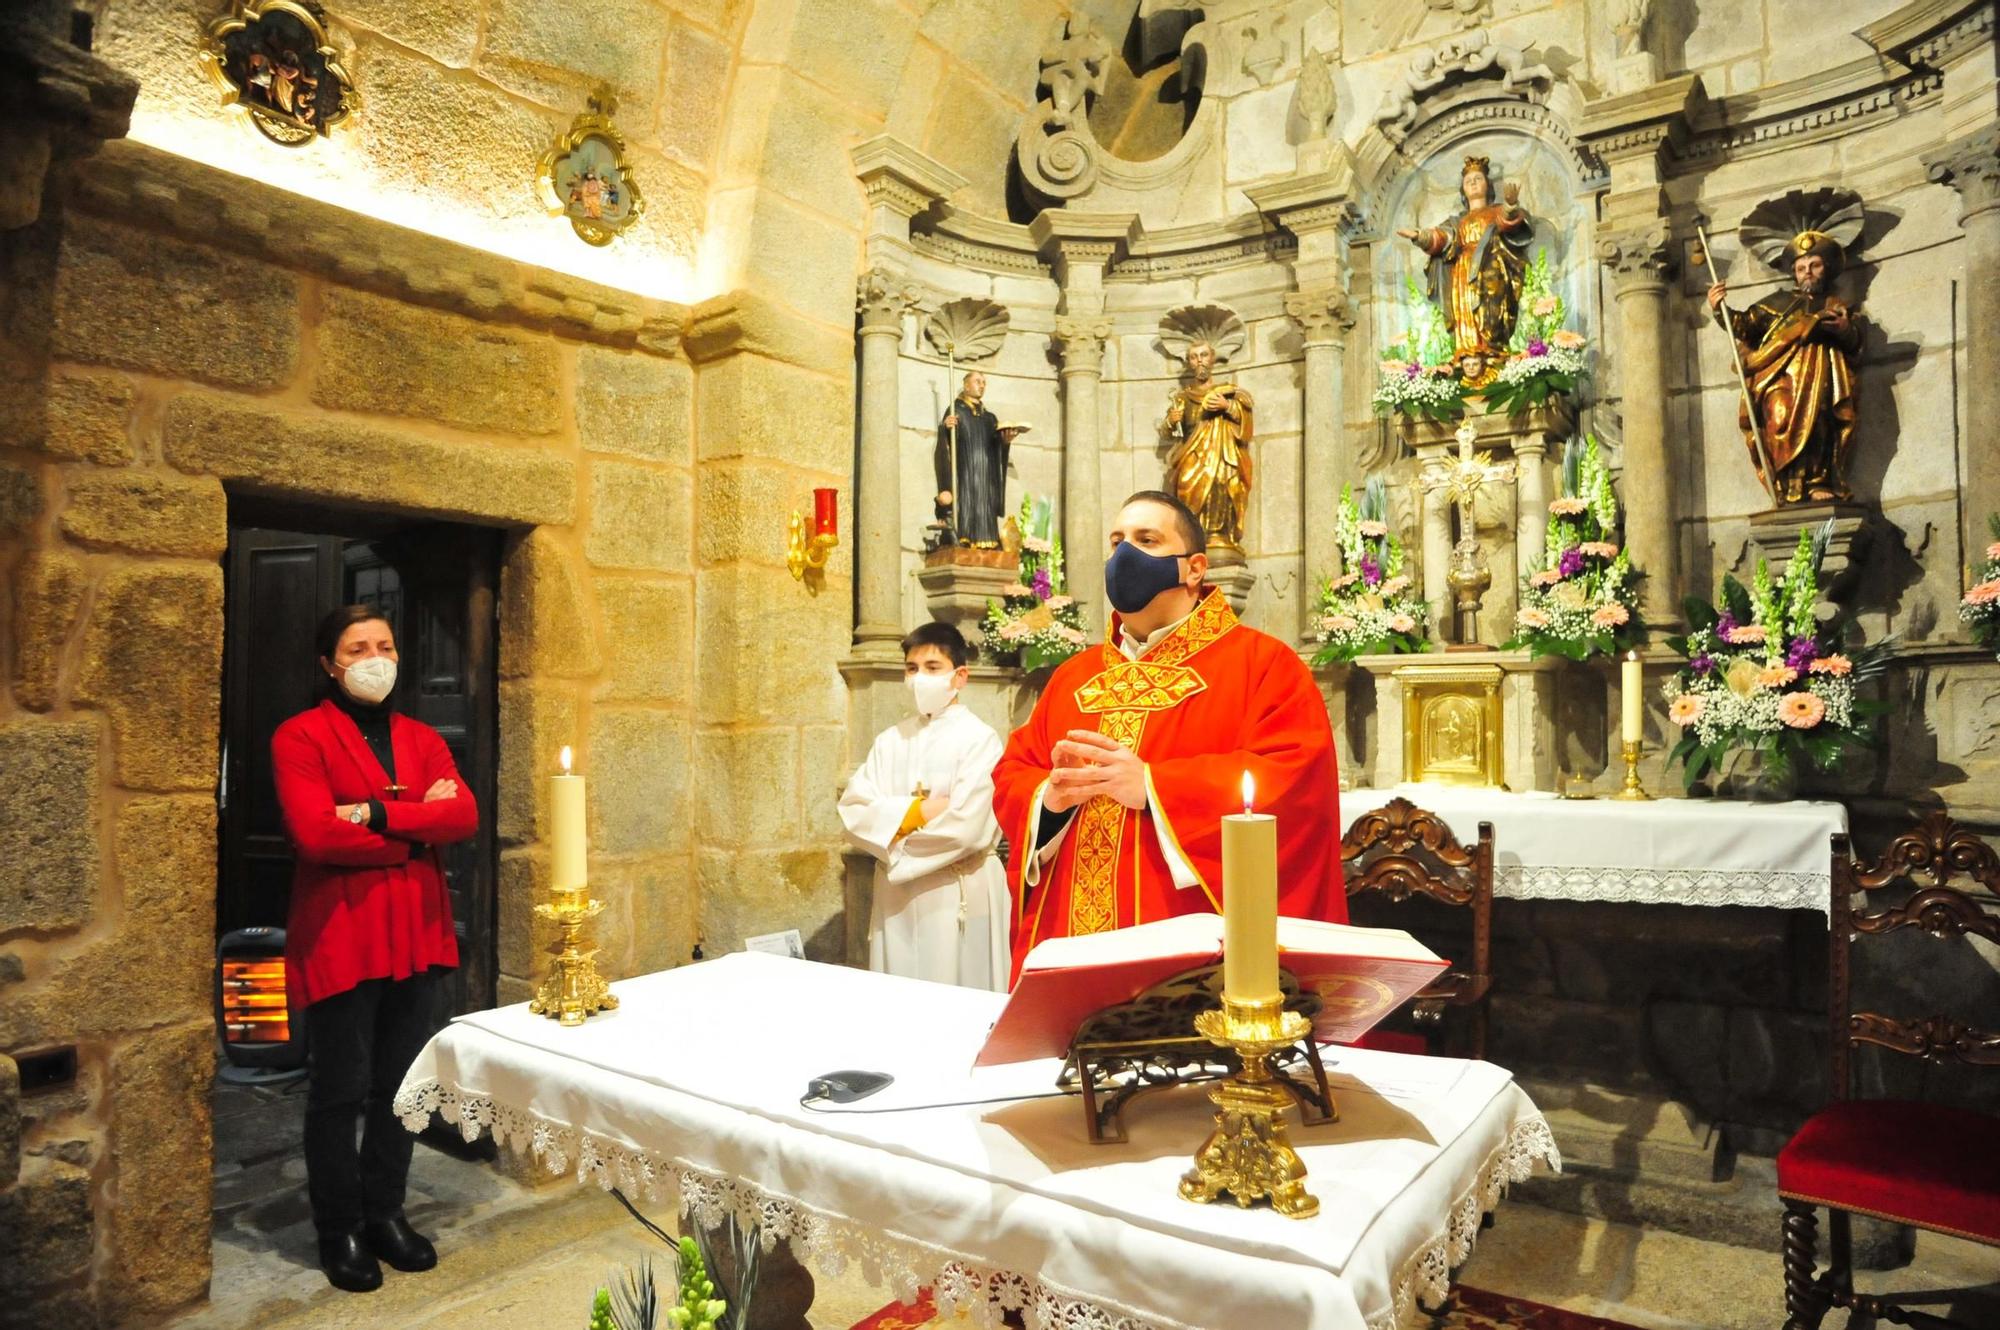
[271,605,477,1293]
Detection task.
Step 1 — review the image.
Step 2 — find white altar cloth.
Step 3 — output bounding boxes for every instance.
[1341,786,1847,913]
[396,952,1558,1330]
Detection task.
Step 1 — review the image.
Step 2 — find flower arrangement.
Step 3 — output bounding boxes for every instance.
[982,493,1090,670]
[1662,524,1893,792]
[1959,513,2000,654]
[1372,277,1469,422]
[1504,434,1641,660]
[1311,476,1432,664]
[589,1240,729,1330]
[1477,251,1586,417]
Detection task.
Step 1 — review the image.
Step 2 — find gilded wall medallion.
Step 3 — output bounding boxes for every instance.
[200,1,357,147]
[537,89,645,246]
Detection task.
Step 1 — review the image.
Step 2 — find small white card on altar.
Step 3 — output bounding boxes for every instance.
[744,929,805,959]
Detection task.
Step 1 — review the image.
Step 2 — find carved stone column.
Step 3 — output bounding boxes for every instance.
[1284,286,1357,644]
[1599,224,1679,628]
[1052,315,1112,627]
[854,268,918,656]
[1925,127,2000,571]
[1514,435,1550,570]
[1418,456,1454,629]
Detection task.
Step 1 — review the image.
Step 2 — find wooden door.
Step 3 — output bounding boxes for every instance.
[220,520,500,1015]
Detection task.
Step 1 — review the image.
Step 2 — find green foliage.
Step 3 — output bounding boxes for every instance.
[591,1288,619,1330]
[668,1237,727,1330]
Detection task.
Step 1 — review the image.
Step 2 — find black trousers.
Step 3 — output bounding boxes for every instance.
[302,969,446,1235]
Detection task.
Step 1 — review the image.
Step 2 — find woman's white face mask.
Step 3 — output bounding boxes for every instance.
[339,654,398,704]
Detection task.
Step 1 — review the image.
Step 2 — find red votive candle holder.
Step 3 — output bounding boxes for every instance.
[813,487,838,538]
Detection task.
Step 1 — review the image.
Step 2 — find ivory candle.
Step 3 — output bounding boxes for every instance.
[1221,770,1280,1002]
[1621,652,1643,745]
[551,745,587,892]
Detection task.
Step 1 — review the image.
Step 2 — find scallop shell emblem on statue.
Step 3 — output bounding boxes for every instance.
[1156,305,1248,365]
[923,298,1011,362]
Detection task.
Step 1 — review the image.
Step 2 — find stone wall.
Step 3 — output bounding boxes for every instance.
[95,0,730,299]
[0,137,858,1320]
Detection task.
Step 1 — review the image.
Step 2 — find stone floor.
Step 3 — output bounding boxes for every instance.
[153,1076,2000,1330]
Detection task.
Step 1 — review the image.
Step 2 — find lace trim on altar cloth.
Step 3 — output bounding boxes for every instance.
[1377,1114,1562,1330]
[1496,865,1829,913]
[393,1079,1561,1330]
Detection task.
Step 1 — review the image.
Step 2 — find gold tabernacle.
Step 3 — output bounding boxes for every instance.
[1179,993,1322,1219]
[530,886,618,1026]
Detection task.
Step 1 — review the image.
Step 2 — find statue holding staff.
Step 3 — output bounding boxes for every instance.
[1703,195,1865,506]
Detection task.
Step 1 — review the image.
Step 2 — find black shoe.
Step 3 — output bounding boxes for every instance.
[363,1215,438,1273]
[318,1231,383,1292]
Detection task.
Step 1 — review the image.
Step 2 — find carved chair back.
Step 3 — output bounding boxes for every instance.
[1340,797,1495,1058]
[1829,812,2000,1103]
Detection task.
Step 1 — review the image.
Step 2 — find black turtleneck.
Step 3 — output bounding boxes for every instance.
[330,687,396,830]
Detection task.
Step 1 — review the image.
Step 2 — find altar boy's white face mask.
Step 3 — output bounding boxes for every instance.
[908,671,958,718]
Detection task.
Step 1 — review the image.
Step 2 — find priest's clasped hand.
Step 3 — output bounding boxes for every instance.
[1046,729,1148,812]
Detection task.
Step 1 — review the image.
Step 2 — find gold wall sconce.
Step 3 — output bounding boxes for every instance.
[787,487,839,584]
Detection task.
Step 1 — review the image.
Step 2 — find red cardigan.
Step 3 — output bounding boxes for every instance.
[271,698,478,1007]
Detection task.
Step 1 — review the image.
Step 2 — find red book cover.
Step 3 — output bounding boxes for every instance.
[976,914,1448,1066]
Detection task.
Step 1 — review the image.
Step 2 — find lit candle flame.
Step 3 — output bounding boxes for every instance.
[1241,769,1255,815]
[559,745,573,774]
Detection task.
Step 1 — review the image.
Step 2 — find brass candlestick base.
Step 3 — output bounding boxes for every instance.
[529,890,619,1026]
[1614,739,1652,801]
[1178,994,1322,1219]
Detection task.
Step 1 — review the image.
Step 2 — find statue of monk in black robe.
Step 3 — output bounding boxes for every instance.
[936,371,1009,546]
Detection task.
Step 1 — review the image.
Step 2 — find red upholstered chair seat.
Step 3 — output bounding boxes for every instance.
[1777,1098,2000,1244]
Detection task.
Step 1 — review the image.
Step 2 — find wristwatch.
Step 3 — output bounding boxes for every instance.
[347,805,368,825]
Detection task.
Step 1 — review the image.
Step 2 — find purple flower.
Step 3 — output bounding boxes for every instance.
[1527,338,1549,357]
[1785,636,1819,670]
[1690,654,1717,676]
[1404,363,1422,379]
[1359,552,1383,587]
[1557,547,1584,579]
[1715,612,1739,642]
[1031,567,1052,601]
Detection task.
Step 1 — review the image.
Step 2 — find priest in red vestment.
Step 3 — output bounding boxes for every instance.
[993,490,1346,983]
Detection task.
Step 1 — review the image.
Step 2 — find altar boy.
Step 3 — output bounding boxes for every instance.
[839,623,1010,991]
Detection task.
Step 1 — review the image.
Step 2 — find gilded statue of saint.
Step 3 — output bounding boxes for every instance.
[1396,155,1534,385]
[1165,341,1254,551]
[1705,230,1862,505]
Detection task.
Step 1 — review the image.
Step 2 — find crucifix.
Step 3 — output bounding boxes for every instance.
[1424,421,1515,648]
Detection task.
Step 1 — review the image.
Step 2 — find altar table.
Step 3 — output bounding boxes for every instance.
[1341,786,1847,913]
[396,952,1558,1330]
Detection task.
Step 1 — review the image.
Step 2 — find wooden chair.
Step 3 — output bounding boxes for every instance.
[1338,796,1495,1061]
[1779,813,2000,1330]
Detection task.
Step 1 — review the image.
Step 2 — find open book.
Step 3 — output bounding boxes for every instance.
[977,913,1448,1066]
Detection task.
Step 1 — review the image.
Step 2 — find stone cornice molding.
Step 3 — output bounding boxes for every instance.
[850,135,966,221]
[1577,74,1708,162]
[1246,166,1363,238]
[1283,286,1358,346]
[1050,315,1114,372]
[68,140,687,353]
[1924,125,2000,222]
[1857,0,1996,70]
[1029,209,1143,284]
[855,266,922,334]
[1596,223,1676,290]
[1679,56,1944,167]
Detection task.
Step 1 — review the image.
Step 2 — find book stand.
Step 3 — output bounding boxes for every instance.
[1058,964,1336,1144]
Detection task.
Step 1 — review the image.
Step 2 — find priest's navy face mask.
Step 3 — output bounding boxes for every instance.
[1103,540,1186,615]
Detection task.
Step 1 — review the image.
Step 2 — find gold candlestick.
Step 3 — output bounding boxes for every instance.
[1614,738,1651,801]
[530,885,618,1026]
[1178,994,1322,1219]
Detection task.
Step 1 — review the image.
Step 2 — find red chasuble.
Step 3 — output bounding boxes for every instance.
[992,590,1346,984]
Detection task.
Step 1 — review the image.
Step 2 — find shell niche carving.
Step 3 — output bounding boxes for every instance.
[1156,305,1248,366]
